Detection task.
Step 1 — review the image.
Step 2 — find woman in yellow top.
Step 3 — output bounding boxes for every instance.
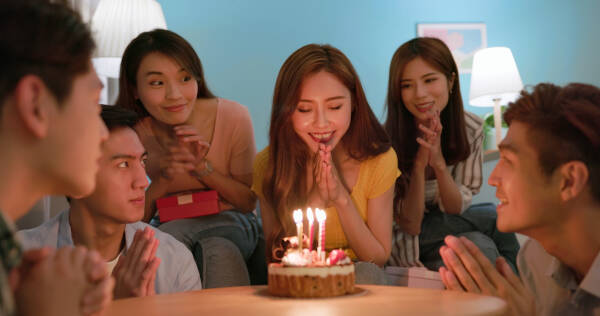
[253,44,400,281]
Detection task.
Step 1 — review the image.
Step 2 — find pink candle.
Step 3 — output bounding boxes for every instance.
[293,209,303,251]
[315,208,326,261]
[306,208,315,251]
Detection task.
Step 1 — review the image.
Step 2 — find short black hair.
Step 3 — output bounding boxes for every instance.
[0,0,95,107]
[504,83,600,203]
[100,105,140,131]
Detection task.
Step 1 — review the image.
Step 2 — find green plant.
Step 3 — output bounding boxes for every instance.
[482,106,508,134]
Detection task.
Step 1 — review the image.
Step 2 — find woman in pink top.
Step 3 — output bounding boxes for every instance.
[116,29,262,287]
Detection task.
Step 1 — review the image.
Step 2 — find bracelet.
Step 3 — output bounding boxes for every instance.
[194,160,213,179]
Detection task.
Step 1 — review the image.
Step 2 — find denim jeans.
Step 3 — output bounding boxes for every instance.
[419,203,520,273]
[158,210,262,288]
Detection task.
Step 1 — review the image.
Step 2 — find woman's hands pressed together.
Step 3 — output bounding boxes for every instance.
[314,144,349,208]
[158,125,210,180]
[415,109,446,171]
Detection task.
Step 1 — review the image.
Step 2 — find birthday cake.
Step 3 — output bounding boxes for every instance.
[268,248,355,298]
[268,208,355,298]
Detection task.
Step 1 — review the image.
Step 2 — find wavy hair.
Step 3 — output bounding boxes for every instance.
[262,44,390,261]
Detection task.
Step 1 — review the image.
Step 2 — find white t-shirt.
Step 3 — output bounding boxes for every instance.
[106,251,122,275]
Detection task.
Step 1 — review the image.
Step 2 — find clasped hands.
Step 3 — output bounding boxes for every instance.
[311,143,348,208]
[415,109,445,171]
[439,235,535,316]
[159,125,210,180]
[13,227,161,316]
[13,246,114,316]
[112,227,161,299]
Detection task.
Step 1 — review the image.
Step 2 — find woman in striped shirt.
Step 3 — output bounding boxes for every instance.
[383,37,520,271]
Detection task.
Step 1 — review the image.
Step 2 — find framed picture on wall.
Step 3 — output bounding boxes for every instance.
[417,23,487,74]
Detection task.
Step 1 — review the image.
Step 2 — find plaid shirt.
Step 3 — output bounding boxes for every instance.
[0,212,22,316]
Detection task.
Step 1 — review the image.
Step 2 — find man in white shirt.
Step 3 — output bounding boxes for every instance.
[438,83,600,316]
[19,106,202,297]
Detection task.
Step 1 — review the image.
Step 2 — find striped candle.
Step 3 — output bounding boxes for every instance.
[315,208,326,262]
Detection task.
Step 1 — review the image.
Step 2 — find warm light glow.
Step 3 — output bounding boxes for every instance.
[469,47,523,149]
[469,47,523,107]
[91,0,167,58]
[293,209,303,224]
[315,208,326,222]
[306,208,314,224]
[293,209,303,251]
[307,208,315,251]
[89,0,167,104]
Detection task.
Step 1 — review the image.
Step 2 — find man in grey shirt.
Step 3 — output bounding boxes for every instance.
[19,106,202,297]
[437,83,600,316]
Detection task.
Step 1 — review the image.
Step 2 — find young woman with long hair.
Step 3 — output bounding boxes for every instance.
[384,37,520,270]
[116,29,262,287]
[253,44,399,282]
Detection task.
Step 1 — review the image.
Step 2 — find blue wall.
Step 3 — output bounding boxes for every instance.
[158,0,600,151]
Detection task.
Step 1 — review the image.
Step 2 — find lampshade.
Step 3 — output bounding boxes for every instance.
[90,0,167,103]
[91,0,167,59]
[469,47,523,107]
[91,57,122,78]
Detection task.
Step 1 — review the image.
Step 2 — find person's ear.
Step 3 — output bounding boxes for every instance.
[558,161,589,202]
[13,75,52,138]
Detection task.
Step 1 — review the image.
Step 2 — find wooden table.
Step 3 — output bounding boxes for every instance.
[107,285,507,316]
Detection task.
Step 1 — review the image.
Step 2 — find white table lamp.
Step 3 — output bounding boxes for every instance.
[469,47,523,148]
[90,0,167,103]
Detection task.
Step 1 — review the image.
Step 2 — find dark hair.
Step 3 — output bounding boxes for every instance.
[504,83,600,203]
[0,0,95,107]
[383,37,469,199]
[116,29,214,116]
[262,43,390,261]
[100,105,140,131]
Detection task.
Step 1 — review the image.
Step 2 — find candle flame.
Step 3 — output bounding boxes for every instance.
[315,208,326,222]
[293,209,303,224]
[306,208,314,223]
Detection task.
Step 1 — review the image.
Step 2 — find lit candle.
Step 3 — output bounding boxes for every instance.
[293,209,303,251]
[306,208,315,251]
[315,208,326,261]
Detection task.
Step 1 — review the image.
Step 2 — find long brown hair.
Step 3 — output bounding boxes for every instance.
[262,44,390,260]
[115,29,214,115]
[383,37,469,199]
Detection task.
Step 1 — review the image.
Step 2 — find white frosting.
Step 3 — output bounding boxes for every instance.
[269,264,354,277]
[281,251,310,266]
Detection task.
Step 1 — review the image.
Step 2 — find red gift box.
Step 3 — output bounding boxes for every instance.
[157,190,220,223]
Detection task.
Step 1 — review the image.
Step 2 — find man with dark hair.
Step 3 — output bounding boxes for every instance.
[19,106,202,297]
[439,83,600,316]
[0,0,114,315]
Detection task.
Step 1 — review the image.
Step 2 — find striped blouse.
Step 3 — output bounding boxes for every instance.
[388,111,484,267]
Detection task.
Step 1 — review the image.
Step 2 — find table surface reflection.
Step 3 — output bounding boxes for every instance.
[107,285,507,316]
